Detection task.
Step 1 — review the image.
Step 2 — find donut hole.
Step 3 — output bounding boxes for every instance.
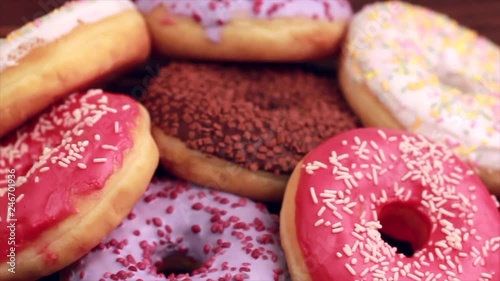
[155,253,204,277]
[378,202,431,257]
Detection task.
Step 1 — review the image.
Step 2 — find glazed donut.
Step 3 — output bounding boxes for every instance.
[62,177,289,281]
[135,0,352,61]
[0,89,158,280]
[281,128,500,281]
[141,62,360,201]
[0,0,150,137]
[339,1,500,194]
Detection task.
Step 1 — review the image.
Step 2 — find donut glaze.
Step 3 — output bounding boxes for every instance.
[62,178,289,281]
[135,0,352,41]
[293,128,500,280]
[142,62,359,175]
[342,2,500,180]
[0,89,139,262]
[0,0,136,72]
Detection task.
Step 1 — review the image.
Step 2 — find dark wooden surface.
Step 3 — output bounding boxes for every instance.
[0,0,499,43]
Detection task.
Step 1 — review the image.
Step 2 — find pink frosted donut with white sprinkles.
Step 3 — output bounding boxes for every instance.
[62,178,289,281]
[281,128,500,281]
[135,0,352,61]
[0,89,158,281]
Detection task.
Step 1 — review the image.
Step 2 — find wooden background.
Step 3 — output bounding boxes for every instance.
[1,0,500,43]
[0,1,498,280]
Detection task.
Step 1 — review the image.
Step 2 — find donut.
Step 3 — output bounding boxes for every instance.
[281,128,500,281]
[0,0,150,138]
[0,89,158,280]
[61,177,289,281]
[140,62,360,201]
[338,1,500,194]
[134,0,352,61]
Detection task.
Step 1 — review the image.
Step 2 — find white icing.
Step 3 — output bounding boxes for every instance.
[0,0,136,72]
[63,178,289,280]
[344,1,500,170]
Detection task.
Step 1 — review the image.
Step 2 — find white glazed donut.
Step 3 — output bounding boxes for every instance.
[339,1,500,194]
[0,0,150,137]
[0,89,158,280]
[61,178,289,281]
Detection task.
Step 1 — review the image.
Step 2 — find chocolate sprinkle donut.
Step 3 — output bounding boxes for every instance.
[142,62,360,175]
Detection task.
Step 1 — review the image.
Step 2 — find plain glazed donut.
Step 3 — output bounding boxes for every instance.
[141,62,360,201]
[339,1,500,194]
[62,177,289,281]
[0,0,150,138]
[135,0,352,61]
[0,89,158,280]
[281,128,500,281]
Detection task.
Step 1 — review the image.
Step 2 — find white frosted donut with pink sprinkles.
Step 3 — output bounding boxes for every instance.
[62,178,289,281]
[281,128,500,281]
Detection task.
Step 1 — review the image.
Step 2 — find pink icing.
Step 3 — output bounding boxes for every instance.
[0,89,139,262]
[295,128,500,280]
[62,178,289,280]
[135,0,353,41]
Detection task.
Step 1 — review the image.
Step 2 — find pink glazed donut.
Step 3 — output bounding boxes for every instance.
[281,128,500,281]
[62,178,289,281]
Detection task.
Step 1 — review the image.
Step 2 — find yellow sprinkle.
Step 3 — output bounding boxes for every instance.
[476,95,497,106]
[368,11,379,21]
[412,117,423,130]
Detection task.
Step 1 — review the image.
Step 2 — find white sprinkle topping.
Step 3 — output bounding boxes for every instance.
[40,167,50,173]
[77,163,87,169]
[94,134,101,141]
[122,104,131,110]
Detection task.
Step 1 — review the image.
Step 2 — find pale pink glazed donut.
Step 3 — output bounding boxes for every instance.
[135,0,352,61]
[0,89,158,280]
[281,128,500,281]
[62,178,289,281]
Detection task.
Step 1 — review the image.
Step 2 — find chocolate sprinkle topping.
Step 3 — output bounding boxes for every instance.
[142,62,360,175]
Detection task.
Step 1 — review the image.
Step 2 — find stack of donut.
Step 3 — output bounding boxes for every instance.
[0,0,499,281]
